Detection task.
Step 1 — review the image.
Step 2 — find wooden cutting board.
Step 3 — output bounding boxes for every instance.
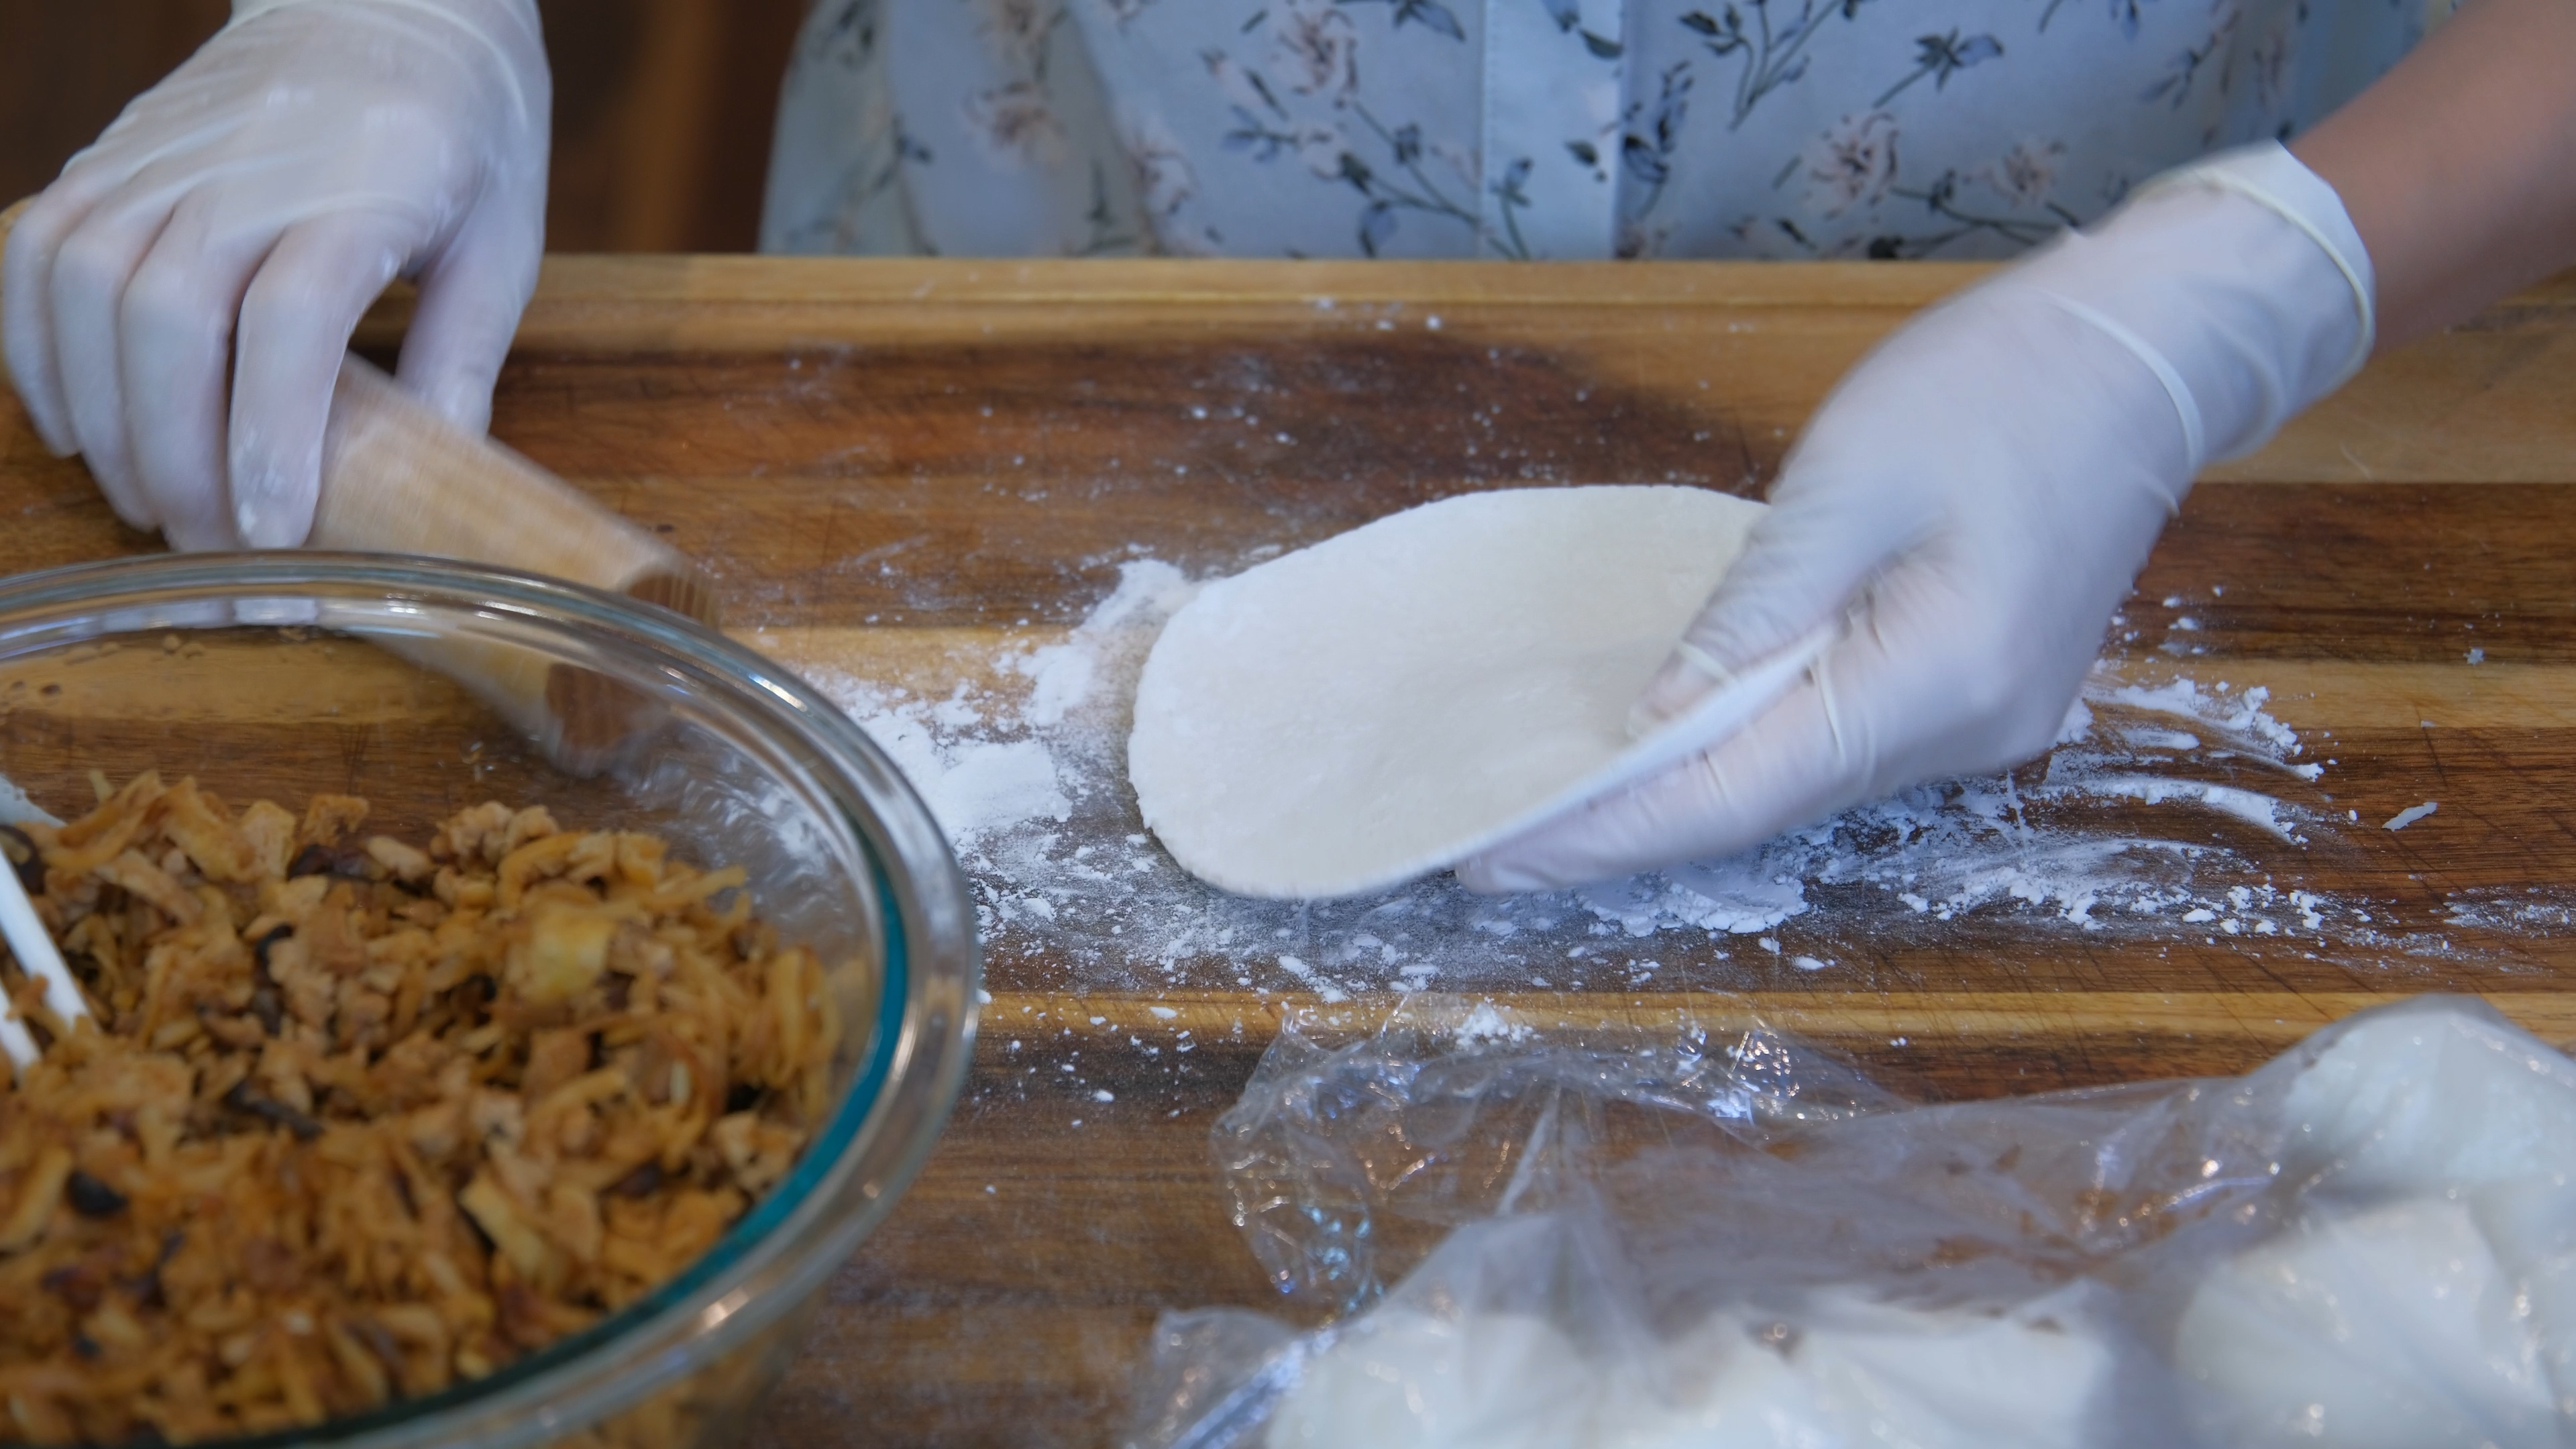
[3,255,2575,1446]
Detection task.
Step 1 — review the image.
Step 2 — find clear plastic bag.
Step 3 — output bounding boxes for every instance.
[1130,994,2576,1449]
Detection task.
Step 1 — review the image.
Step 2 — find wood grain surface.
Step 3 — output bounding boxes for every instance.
[5,256,2576,1446]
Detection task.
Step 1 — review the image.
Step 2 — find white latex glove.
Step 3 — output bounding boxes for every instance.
[1,0,549,550]
[1462,144,2373,892]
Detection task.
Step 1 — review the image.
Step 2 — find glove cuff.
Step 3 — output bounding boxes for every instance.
[2135,142,2378,393]
[2000,142,2376,477]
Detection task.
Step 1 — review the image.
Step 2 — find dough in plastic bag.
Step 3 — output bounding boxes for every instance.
[1270,1309,1593,1449]
[1588,1289,2114,1449]
[2282,1004,2576,1197]
[1135,995,2576,1449]
[2177,1197,2557,1448]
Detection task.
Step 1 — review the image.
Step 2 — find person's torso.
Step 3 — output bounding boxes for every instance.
[761,0,2447,261]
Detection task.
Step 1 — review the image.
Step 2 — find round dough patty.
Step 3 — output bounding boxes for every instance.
[1128,485,1768,899]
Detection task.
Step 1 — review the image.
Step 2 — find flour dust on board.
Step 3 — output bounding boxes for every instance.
[793,557,2524,998]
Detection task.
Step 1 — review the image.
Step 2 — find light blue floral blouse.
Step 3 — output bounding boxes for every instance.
[760,0,2451,261]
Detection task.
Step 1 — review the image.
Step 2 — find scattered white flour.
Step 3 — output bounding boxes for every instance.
[2087,678,2317,775]
[814,684,1071,849]
[801,555,2509,991]
[2383,802,2438,832]
[1579,859,1814,936]
[1453,1000,1534,1045]
[1275,955,1349,1004]
[2445,890,2576,934]
[1006,560,1199,729]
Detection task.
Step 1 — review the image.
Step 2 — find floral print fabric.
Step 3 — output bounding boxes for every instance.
[760,0,2451,261]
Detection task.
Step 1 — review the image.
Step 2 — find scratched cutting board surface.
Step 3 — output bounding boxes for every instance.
[4,256,2576,1446]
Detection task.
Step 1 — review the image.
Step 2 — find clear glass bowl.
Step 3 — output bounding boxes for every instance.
[0,553,979,1448]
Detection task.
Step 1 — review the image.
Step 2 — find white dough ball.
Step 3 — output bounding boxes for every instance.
[1788,1290,2112,1449]
[1267,1308,1598,1449]
[2175,1197,2557,1448]
[1586,1313,1844,1449]
[2282,1004,2576,1197]
[1589,1292,2112,1449]
[2473,1175,2576,1421]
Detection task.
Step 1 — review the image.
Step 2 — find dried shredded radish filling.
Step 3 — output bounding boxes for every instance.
[0,774,839,1445]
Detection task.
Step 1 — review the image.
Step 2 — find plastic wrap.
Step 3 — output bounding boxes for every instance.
[1130,995,2576,1449]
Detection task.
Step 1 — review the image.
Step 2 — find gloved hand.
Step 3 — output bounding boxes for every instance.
[1460,144,2374,892]
[1,0,549,550]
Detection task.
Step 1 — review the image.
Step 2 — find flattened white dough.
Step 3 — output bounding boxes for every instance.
[1128,486,1769,899]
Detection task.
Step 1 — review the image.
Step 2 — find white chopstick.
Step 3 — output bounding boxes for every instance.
[0,855,83,1070]
[0,993,34,1069]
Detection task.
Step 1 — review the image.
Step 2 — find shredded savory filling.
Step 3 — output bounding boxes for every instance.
[0,774,840,1446]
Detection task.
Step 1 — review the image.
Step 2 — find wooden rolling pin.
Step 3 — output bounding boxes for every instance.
[315,355,712,769]
[0,197,716,769]
[311,354,715,623]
